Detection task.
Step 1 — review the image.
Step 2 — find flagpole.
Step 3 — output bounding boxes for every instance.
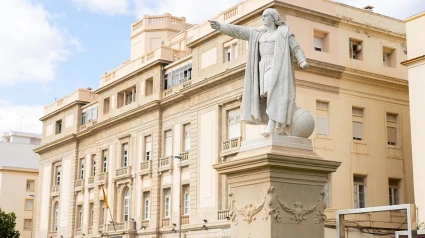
[102,184,116,231]
[108,208,116,231]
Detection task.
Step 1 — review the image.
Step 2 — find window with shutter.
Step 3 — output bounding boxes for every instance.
[316,116,329,136]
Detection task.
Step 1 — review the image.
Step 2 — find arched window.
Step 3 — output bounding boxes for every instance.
[123,188,130,222]
[54,202,59,231]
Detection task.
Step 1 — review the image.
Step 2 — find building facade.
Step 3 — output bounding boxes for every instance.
[35,0,414,237]
[0,131,41,238]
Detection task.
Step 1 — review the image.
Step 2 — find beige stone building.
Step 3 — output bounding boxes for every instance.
[0,131,41,238]
[35,0,414,237]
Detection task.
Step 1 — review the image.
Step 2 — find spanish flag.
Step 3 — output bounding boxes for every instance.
[102,186,109,209]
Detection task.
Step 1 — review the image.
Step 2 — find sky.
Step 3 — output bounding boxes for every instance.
[0,0,424,135]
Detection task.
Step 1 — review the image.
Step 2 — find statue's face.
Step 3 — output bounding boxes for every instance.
[262,10,275,27]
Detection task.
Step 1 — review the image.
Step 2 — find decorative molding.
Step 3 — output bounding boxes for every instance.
[228,186,326,225]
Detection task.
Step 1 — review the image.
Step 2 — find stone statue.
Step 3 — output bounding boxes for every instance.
[209,8,311,137]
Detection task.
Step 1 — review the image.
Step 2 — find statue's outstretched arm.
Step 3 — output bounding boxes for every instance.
[288,34,308,68]
[209,20,252,41]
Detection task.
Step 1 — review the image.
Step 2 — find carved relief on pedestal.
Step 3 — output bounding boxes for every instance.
[228,186,327,225]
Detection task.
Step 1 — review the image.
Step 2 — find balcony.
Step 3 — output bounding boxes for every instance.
[141,220,149,229]
[182,215,189,225]
[159,156,173,172]
[98,225,104,233]
[88,176,95,185]
[161,218,171,227]
[106,221,136,232]
[116,166,131,178]
[140,160,152,176]
[75,229,82,235]
[75,179,84,192]
[51,185,60,196]
[79,120,97,131]
[179,151,190,165]
[218,209,230,221]
[96,172,108,184]
[221,137,241,158]
[88,227,93,234]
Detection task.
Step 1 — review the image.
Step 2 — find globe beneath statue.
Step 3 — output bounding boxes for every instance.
[285,108,315,138]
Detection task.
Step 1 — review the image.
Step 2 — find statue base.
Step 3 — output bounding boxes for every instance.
[213,135,340,238]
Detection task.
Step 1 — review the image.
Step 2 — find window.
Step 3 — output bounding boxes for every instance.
[26,180,35,192]
[145,136,152,161]
[104,97,110,114]
[353,176,366,208]
[54,202,59,231]
[145,78,153,96]
[183,124,190,152]
[77,205,82,228]
[100,201,106,225]
[352,107,364,141]
[89,203,94,227]
[56,166,62,185]
[123,143,129,167]
[225,47,231,62]
[25,199,33,210]
[24,219,32,230]
[81,107,98,125]
[92,155,96,176]
[80,159,85,180]
[164,130,172,156]
[164,188,171,218]
[387,113,398,146]
[183,185,190,215]
[314,30,329,52]
[383,47,396,68]
[123,188,130,222]
[316,101,329,136]
[224,40,238,62]
[144,192,150,220]
[102,150,108,173]
[164,63,192,90]
[389,179,400,205]
[55,120,62,134]
[117,86,137,108]
[227,108,241,139]
[349,38,363,60]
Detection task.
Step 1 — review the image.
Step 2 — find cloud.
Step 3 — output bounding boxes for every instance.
[72,0,129,16]
[0,100,43,134]
[134,0,243,24]
[0,0,78,86]
[334,0,425,20]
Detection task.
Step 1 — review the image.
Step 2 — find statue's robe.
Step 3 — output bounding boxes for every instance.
[220,23,306,126]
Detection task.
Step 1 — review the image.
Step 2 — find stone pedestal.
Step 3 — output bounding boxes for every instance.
[213,135,341,238]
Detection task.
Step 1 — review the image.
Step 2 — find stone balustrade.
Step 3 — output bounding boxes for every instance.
[218,209,230,220]
[182,215,189,225]
[159,156,173,172]
[222,137,241,152]
[88,176,95,185]
[161,217,170,227]
[141,220,149,229]
[116,166,131,177]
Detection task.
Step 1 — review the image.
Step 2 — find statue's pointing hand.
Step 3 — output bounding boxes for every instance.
[299,61,309,69]
[208,20,221,30]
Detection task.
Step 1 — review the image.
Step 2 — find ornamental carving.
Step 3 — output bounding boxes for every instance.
[228,186,327,225]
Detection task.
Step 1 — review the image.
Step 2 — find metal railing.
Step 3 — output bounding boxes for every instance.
[179,151,189,161]
[218,209,230,220]
[222,137,241,151]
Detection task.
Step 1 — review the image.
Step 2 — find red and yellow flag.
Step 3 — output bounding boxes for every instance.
[102,186,109,209]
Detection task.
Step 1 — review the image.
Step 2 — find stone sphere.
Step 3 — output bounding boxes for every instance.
[286,108,315,138]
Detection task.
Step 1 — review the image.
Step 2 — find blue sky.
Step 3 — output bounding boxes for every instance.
[0,0,424,134]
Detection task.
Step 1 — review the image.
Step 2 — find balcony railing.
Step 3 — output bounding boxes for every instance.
[79,120,97,131]
[51,185,60,196]
[141,220,149,229]
[159,156,173,171]
[106,221,136,232]
[162,218,171,227]
[75,229,82,235]
[218,209,230,221]
[140,160,152,175]
[88,176,95,185]
[179,151,189,161]
[88,227,93,234]
[221,137,241,158]
[97,172,108,183]
[182,215,189,225]
[116,166,131,178]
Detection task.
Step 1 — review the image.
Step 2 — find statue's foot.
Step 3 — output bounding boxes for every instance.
[261,119,276,137]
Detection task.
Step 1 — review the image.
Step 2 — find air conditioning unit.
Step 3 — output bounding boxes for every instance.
[354,45,362,52]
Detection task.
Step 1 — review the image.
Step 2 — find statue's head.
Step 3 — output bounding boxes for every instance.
[262,8,282,27]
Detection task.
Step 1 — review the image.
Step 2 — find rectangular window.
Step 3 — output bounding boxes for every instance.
[387,113,398,146]
[92,155,96,176]
[56,166,62,185]
[144,192,150,220]
[123,143,129,167]
[25,199,33,211]
[102,150,108,173]
[164,63,192,90]
[24,219,32,230]
[165,130,172,156]
[77,205,83,228]
[117,86,136,108]
[80,159,85,180]
[26,180,35,192]
[389,179,400,205]
[224,40,238,62]
[145,135,152,161]
[225,46,231,62]
[314,30,329,52]
[145,78,153,96]
[164,188,171,217]
[227,108,241,139]
[383,47,396,68]
[349,38,363,60]
[100,201,106,225]
[316,101,329,136]
[81,107,98,125]
[183,124,190,151]
[89,203,94,227]
[352,107,364,141]
[183,185,190,215]
[104,97,110,114]
[55,120,62,134]
[353,176,366,208]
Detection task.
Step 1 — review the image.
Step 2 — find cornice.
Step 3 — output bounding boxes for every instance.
[401,55,425,66]
[40,101,88,121]
[34,134,76,154]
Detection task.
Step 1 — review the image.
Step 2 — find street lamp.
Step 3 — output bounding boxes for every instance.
[174,155,182,238]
